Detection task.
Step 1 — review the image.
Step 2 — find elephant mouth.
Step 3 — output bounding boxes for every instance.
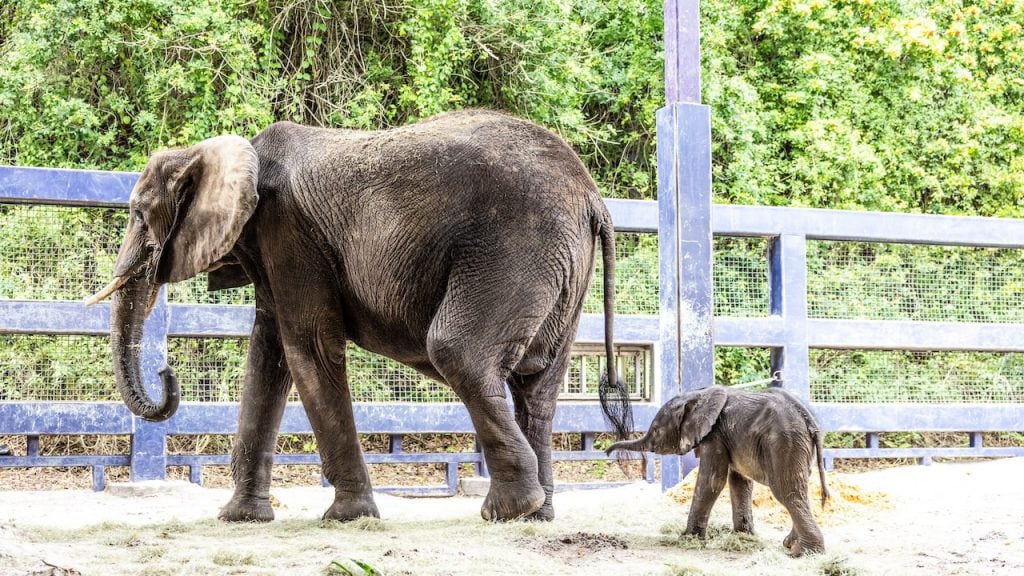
[85,246,161,313]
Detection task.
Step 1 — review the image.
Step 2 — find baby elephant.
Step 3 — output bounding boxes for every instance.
[607,386,829,556]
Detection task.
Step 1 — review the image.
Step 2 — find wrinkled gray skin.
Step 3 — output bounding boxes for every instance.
[607,386,829,557]
[89,110,631,523]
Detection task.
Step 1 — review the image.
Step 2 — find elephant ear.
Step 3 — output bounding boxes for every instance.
[156,135,259,283]
[677,387,728,454]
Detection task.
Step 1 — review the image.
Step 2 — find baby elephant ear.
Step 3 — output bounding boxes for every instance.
[678,386,728,454]
[157,135,259,283]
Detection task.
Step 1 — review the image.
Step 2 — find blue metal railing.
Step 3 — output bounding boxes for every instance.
[0,168,664,492]
[3,164,1024,491]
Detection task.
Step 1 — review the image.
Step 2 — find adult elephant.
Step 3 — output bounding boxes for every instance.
[87,110,632,523]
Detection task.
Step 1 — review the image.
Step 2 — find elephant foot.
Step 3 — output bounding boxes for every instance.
[480,478,545,521]
[323,493,380,522]
[784,531,825,557]
[219,495,274,523]
[682,524,708,539]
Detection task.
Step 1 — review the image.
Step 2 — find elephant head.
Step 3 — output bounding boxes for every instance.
[86,136,259,421]
[605,386,727,455]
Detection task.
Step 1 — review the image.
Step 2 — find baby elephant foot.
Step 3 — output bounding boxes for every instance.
[323,492,380,521]
[219,495,274,523]
[785,535,825,557]
[481,478,545,521]
[682,525,708,539]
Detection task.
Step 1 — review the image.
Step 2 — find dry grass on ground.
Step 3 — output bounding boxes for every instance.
[2,458,1023,576]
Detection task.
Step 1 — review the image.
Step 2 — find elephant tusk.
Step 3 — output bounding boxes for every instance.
[85,276,129,306]
[144,284,161,318]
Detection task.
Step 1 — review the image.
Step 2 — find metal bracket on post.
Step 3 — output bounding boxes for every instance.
[130,286,170,482]
[658,0,713,491]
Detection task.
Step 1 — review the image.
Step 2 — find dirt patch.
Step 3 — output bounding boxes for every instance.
[531,531,628,562]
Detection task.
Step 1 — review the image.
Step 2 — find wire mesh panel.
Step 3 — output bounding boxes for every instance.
[714,346,772,387]
[0,205,127,300]
[347,346,456,402]
[168,338,653,403]
[561,344,651,401]
[0,335,117,401]
[168,337,252,402]
[713,237,769,318]
[166,274,255,305]
[807,241,1024,323]
[811,350,1024,404]
[583,232,659,315]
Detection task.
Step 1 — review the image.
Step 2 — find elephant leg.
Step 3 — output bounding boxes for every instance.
[683,443,729,538]
[220,309,292,522]
[427,306,547,521]
[771,477,825,556]
[728,469,755,534]
[276,306,378,521]
[508,344,572,521]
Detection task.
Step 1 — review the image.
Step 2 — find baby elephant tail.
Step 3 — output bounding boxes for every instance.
[813,427,830,508]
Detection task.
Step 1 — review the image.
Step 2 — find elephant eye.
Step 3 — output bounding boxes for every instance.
[133,210,144,223]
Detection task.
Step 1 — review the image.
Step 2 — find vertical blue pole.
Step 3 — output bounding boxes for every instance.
[768,235,810,402]
[659,0,713,491]
[130,287,170,481]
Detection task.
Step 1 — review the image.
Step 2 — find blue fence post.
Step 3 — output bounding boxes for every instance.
[768,235,811,401]
[130,287,170,482]
[658,0,714,491]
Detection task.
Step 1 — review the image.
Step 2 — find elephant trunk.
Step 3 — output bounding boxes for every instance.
[109,275,179,421]
[604,430,653,456]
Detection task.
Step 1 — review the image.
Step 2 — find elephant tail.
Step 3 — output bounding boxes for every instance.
[595,206,634,443]
[813,427,830,508]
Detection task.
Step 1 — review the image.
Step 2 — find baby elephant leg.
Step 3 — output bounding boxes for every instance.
[728,470,755,534]
[772,480,825,557]
[683,445,730,538]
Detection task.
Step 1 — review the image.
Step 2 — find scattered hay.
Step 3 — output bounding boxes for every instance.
[818,555,865,576]
[659,522,769,553]
[666,469,891,526]
[211,550,257,566]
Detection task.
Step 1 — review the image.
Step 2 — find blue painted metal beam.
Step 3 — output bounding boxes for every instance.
[167,304,255,337]
[663,0,701,104]
[769,235,811,401]
[807,319,1024,352]
[712,317,786,346]
[814,403,1024,431]
[824,447,1024,459]
[0,166,136,206]
[574,314,658,344]
[0,301,110,334]
[713,205,1024,248]
[657,101,715,490]
[604,199,659,233]
[161,402,660,436]
[0,455,129,467]
[0,403,133,434]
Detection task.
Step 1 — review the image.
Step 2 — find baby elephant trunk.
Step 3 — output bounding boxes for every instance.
[604,433,651,455]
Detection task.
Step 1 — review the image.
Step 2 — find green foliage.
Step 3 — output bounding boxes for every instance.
[702,0,1024,216]
[326,558,383,576]
[0,0,276,169]
[2,0,1024,409]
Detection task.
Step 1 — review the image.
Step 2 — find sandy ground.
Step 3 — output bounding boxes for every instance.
[1,458,1022,576]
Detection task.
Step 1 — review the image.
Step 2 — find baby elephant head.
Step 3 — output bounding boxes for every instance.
[605,387,727,455]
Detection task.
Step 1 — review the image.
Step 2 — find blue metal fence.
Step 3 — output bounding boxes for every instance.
[3,165,1023,494]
